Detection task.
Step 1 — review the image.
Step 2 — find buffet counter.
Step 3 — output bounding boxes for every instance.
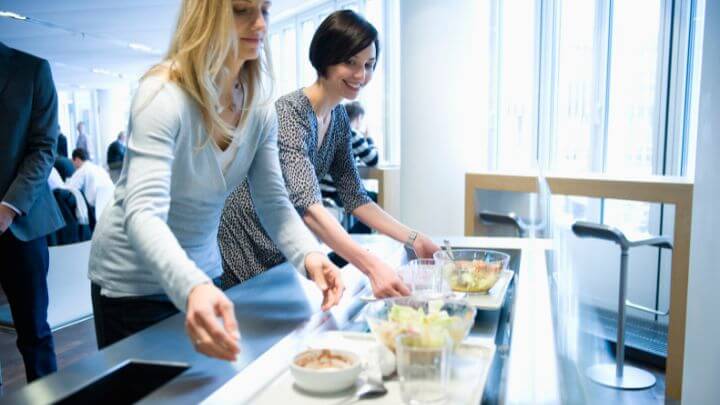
[3,235,556,404]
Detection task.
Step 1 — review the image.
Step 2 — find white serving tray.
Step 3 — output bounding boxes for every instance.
[455,269,514,310]
[360,269,514,311]
[244,331,495,405]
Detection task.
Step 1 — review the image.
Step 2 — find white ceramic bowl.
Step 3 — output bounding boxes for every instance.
[290,349,361,393]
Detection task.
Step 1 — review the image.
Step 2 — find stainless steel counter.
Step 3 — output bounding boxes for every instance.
[3,236,561,404]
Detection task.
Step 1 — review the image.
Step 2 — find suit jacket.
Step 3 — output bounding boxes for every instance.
[106,140,125,168]
[57,132,68,157]
[0,42,64,241]
[54,155,75,181]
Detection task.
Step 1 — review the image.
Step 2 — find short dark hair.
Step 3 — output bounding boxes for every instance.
[309,10,379,77]
[344,101,365,122]
[72,148,89,161]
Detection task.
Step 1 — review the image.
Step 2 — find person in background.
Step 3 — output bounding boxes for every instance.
[0,41,64,382]
[88,0,343,361]
[106,131,126,183]
[319,101,378,205]
[53,137,75,181]
[66,148,114,211]
[56,126,68,158]
[219,10,439,297]
[345,101,378,164]
[75,121,91,160]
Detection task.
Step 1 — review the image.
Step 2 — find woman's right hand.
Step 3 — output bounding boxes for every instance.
[305,252,345,311]
[367,259,411,298]
[185,283,241,361]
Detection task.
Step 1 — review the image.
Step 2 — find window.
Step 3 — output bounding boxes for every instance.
[299,18,317,87]
[479,0,702,329]
[491,0,539,170]
[605,0,663,176]
[486,0,699,235]
[552,0,601,173]
[269,27,297,97]
[268,0,398,163]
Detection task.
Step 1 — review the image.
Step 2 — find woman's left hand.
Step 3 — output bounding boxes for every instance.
[412,234,440,259]
[305,252,345,311]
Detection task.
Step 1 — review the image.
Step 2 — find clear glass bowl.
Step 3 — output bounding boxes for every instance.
[433,249,510,294]
[397,259,446,299]
[364,297,476,352]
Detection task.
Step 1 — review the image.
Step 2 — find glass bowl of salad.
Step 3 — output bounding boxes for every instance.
[433,249,510,294]
[364,297,476,352]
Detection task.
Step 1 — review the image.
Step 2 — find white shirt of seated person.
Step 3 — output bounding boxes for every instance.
[65,160,114,207]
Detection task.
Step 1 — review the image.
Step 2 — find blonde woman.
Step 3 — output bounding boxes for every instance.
[88,0,343,361]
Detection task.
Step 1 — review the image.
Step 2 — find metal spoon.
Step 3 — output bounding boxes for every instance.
[443,239,456,261]
[334,377,387,404]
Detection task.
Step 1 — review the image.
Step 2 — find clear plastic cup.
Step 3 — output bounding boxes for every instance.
[397,259,446,299]
[396,332,451,404]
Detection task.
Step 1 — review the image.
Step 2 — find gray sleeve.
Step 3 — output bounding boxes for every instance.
[247,108,321,276]
[121,80,210,312]
[2,59,58,214]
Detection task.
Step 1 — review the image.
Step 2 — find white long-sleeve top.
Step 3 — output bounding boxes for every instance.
[65,160,114,206]
[88,76,320,311]
[48,167,64,191]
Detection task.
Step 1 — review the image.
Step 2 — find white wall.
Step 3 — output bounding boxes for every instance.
[683,0,720,402]
[399,0,488,235]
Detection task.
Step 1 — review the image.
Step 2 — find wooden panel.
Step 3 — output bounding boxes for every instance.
[359,166,401,218]
[464,171,694,401]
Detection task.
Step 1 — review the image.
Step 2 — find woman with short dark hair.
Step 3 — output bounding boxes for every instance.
[219,10,439,297]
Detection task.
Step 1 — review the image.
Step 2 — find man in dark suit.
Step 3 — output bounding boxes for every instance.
[56,126,68,158]
[106,131,126,183]
[54,140,75,181]
[0,42,64,382]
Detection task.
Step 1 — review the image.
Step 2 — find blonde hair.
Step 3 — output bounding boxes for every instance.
[145,0,273,141]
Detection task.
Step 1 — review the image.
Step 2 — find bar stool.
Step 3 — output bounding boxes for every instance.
[479,210,544,238]
[572,220,673,390]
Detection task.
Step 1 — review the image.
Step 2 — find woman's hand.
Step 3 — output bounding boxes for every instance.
[412,233,440,259]
[367,258,411,298]
[305,252,345,311]
[185,283,241,361]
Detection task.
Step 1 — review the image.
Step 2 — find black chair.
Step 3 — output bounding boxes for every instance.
[46,189,92,247]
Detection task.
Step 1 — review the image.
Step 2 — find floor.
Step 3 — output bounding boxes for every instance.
[580,338,670,405]
[0,286,98,397]
[0,319,97,396]
[570,308,675,405]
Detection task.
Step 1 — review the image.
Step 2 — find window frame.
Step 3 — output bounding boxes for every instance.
[487,0,698,178]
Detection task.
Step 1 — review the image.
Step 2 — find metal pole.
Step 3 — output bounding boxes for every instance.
[616,247,629,379]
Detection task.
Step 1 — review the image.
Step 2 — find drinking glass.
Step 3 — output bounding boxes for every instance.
[396,333,451,404]
[397,259,445,298]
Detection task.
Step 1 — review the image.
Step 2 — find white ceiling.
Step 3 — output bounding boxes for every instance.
[0,0,305,89]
